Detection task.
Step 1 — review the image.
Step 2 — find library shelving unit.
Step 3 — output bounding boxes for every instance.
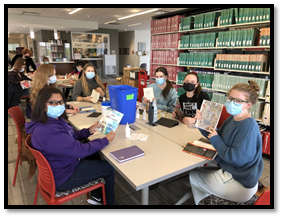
[150,8,271,155]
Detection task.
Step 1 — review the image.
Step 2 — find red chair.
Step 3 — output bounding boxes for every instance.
[8,106,26,187]
[103,82,107,90]
[254,190,270,205]
[217,106,230,129]
[25,135,106,205]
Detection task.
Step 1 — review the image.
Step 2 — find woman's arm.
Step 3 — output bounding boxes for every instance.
[156,88,177,113]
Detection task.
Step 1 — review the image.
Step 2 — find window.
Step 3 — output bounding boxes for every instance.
[8,43,19,55]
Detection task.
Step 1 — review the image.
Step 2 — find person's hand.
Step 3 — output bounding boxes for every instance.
[83,96,93,102]
[66,109,77,115]
[89,121,101,134]
[207,127,218,139]
[68,80,76,85]
[96,87,102,94]
[183,117,196,125]
[194,109,202,120]
[105,130,116,143]
[172,111,176,118]
[143,97,149,104]
[20,80,27,84]
[67,104,79,114]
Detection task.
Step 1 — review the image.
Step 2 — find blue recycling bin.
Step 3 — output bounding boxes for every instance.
[108,85,138,124]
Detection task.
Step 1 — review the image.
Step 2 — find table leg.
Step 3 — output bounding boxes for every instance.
[174,188,192,205]
[141,187,149,205]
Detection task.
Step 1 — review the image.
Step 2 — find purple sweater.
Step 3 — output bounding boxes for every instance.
[25,117,109,186]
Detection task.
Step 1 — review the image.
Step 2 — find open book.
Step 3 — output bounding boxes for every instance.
[90,89,100,103]
[98,107,124,135]
[20,81,31,89]
[195,99,223,130]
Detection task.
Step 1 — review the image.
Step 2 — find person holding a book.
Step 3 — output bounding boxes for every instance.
[142,67,177,113]
[11,48,37,74]
[8,58,32,109]
[172,72,210,125]
[72,63,106,102]
[188,81,263,205]
[25,86,116,205]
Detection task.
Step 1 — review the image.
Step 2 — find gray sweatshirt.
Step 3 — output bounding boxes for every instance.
[72,79,105,101]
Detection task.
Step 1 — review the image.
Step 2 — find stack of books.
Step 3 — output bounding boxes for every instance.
[151,15,185,34]
[220,8,235,26]
[152,50,183,65]
[237,8,270,24]
[152,33,183,49]
[180,32,218,48]
[180,16,194,31]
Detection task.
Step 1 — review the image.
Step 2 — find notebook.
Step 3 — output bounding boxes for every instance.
[87,112,102,118]
[79,106,96,113]
[110,145,145,163]
[155,117,179,128]
[182,142,217,160]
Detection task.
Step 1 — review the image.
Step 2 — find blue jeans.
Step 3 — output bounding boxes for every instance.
[56,152,115,205]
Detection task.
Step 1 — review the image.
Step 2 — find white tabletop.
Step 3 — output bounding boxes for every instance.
[67,101,208,204]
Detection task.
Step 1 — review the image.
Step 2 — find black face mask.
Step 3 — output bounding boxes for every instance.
[183,83,196,92]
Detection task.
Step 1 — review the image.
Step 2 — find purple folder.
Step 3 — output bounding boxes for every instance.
[110,145,145,163]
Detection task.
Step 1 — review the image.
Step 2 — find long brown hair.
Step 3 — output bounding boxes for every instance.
[30,64,56,109]
[184,72,202,97]
[155,67,174,100]
[80,63,106,96]
[13,57,26,73]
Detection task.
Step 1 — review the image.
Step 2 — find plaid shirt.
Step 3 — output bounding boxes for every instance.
[8,70,31,91]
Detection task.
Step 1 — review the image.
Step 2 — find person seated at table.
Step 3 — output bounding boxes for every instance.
[172,72,210,125]
[72,63,106,102]
[8,58,32,109]
[189,81,263,205]
[25,86,116,205]
[26,64,79,118]
[142,67,177,113]
[67,60,85,80]
[42,56,50,64]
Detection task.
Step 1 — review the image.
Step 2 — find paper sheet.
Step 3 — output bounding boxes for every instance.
[193,140,216,151]
[129,132,149,141]
[143,87,154,102]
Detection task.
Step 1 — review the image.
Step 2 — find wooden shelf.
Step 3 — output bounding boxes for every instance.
[177,65,214,69]
[151,63,179,66]
[151,48,179,50]
[178,46,270,50]
[214,68,270,75]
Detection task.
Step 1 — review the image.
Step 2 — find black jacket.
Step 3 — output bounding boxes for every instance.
[11,54,37,73]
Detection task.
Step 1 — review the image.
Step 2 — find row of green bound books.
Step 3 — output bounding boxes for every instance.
[179,33,218,48]
[179,52,216,67]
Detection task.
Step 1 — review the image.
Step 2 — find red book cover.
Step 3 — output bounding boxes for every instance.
[151,20,154,34]
[163,18,167,33]
[167,17,171,32]
[262,130,270,154]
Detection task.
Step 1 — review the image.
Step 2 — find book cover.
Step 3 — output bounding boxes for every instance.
[182,142,217,160]
[195,99,223,130]
[110,145,145,163]
[98,107,124,135]
[20,81,31,89]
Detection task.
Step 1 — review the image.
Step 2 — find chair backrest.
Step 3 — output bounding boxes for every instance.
[8,106,26,145]
[254,190,270,205]
[217,106,230,129]
[25,135,57,201]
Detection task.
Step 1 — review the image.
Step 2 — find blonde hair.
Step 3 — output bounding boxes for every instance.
[80,63,106,96]
[30,64,57,109]
[228,80,260,105]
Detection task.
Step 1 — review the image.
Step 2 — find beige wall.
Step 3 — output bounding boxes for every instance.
[119,31,135,73]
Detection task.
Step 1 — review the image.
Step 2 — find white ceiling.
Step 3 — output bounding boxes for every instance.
[8,7,187,37]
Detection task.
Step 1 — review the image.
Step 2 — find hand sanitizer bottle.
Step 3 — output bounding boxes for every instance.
[125,123,130,138]
[136,108,140,119]
[103,97,106,101]
[142,109,146,120]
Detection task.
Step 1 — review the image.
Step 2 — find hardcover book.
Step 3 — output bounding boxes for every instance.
[195,99,223,130]
[110,145,145,163]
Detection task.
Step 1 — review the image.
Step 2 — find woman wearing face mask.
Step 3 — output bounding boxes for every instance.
[8,58,32,109]
[188,81,263,205]
[25,87,116,205]
[172,72,210,125]
[11,48,37,73]
[72,63,106,102]
[26,64,79,118]
[142,67,177,113]
[42,56,49,64]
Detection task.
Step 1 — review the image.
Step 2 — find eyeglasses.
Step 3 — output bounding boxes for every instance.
[225,94,249,106]
[47,99,64,106]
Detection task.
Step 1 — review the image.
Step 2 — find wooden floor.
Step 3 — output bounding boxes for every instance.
[7,77,270,206]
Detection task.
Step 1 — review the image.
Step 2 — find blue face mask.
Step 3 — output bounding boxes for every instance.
[224,100,243,116]
[44,61,49,64]
[86,72,95,79]
[20,68,24,72]
[48,75,57,84]
[156,77,165,85]
[46,104,65,118]
[76,67,81,72]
